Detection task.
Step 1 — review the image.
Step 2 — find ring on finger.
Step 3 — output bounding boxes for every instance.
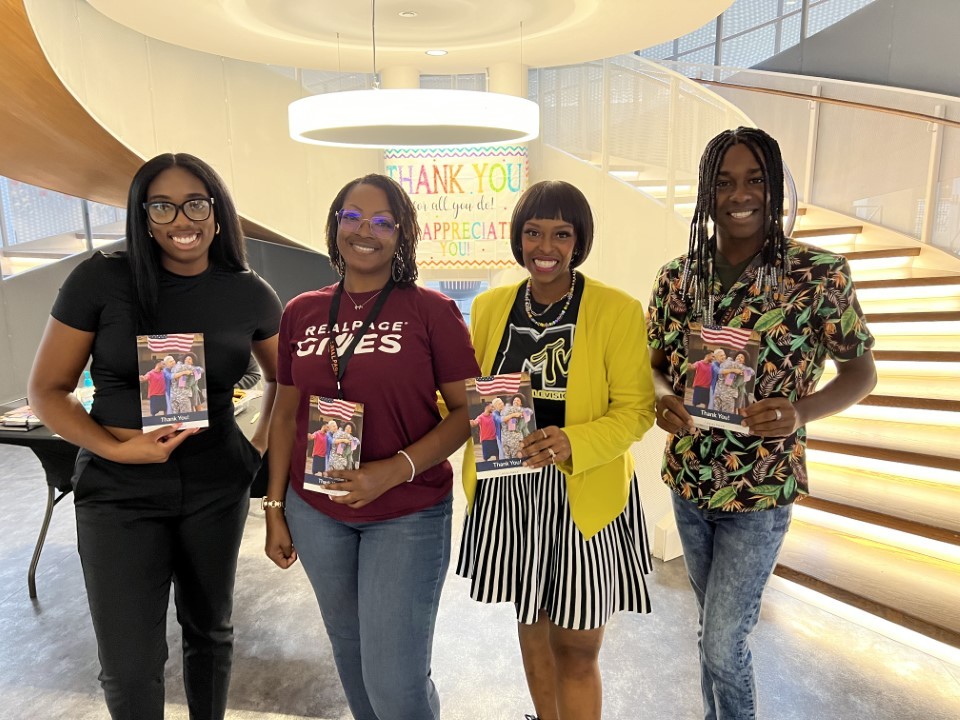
[661,406,670,419]
[541,428,548,440]
[774,408,783,421]
[548,448,556,458]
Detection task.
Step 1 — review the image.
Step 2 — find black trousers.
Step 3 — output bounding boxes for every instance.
[73,422,261,720]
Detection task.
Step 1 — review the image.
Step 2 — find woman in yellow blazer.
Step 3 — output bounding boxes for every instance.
[456,180,656,720]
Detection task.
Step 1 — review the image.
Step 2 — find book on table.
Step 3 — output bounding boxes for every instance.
[0,401,42,431]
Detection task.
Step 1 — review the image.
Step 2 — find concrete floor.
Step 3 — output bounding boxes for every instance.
[1,443,959,720]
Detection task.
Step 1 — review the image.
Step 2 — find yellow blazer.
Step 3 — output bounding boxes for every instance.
[463,274,656,539]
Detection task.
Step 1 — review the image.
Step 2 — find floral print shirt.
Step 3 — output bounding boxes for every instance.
[647,240,875,512]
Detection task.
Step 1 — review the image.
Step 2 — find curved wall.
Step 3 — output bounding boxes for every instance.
[24,0,380,249]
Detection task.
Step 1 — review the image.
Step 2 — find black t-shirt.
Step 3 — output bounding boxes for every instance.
[52,251,282,430]
[491,272,584,429]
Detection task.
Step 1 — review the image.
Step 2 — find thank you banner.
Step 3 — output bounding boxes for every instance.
[385,146,528,269]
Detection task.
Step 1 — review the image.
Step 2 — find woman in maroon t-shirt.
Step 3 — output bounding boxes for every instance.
[264,174,479,720]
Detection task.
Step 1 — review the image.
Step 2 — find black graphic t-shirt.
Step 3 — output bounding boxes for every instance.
[492,273,584,429]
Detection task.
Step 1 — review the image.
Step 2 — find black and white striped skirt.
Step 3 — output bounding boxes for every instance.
[456,464,652,631]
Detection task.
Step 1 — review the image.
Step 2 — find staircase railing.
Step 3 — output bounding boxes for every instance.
[657,60,960,258]
[529,55,752,220]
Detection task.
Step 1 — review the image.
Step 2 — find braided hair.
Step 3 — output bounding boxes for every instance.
[681,126,789,324]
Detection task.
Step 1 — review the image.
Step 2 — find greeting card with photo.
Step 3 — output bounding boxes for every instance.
[466,372,539,479]
[684,323,761,433]
[303,396,365,496]
[137,334,209,431]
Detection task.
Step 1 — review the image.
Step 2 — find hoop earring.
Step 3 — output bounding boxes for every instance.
[147,230,153,238]
[215,222,221,235]
[392,247,404,283]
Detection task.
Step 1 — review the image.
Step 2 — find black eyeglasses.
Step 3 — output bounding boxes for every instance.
[143,197,215,224]
[336,209,398,240]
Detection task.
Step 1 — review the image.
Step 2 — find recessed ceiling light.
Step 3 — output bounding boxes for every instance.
[398,11,418,18]
[425,49,448,56]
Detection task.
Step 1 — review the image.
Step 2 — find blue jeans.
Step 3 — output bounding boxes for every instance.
[285,488,452,720]
[671,493,793,720]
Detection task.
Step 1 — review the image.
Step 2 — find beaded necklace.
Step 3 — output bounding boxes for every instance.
[524,270,577,329]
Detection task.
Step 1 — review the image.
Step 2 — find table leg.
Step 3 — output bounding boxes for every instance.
[28,485,57,599]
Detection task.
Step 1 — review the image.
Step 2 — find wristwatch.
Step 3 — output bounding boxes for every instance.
[261,496,285,510]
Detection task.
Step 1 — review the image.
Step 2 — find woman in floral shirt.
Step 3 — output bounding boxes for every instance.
[647,127,877,720]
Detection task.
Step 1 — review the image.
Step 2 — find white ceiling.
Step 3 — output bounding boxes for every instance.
[86,0,732,74]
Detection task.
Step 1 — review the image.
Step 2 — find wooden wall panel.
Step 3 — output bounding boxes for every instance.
[0,0,141,205]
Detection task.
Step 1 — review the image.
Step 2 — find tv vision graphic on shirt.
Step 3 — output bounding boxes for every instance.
[303,396,365,496]
[683,323,760,433]
[136,333,209,431]
[466,372,538,479]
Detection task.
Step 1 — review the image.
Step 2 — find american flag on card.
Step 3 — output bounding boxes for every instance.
[146,334,196,353]
[475,373,524,396]
[316,397,356,423]
[699,326,755,351]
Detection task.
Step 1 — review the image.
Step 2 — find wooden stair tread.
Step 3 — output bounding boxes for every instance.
[778,519,960,637]
[808,416,956,458]
[856,297,960,314]
[873,350,960,362]
[807,462,960,534]
[792,225,864,239]
[773,566,960,648]
[806,439,960,472]
[867,334,960,352]
[860,395,960,412]
[864,310,960,323]
[845,247,922,261]
[856,273,960,289]
[800,496,960,545]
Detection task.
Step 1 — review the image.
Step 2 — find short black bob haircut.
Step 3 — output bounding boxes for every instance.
[509,180,594,269]
[325,173,420,284]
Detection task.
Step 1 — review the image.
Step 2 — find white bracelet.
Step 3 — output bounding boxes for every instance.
[397,449,416,483]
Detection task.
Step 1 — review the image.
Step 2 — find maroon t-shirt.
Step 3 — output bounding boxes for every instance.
[278,283,480,521]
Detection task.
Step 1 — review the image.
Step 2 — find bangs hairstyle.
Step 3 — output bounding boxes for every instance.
[126,153,247,329]
[325,173,420,284]
[509,180,594,268]
[681,126,788,323]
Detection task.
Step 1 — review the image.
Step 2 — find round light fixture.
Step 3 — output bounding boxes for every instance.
[398,10,418,17]
[425,49,448,56]
[289,88,540,148]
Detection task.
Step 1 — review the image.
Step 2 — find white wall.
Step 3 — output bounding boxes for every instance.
[533,144,686,541]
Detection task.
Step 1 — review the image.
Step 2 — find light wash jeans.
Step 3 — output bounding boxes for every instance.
[285,488,452,720]
[671,492,793,720]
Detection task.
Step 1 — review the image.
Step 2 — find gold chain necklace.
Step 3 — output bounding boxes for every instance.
[343,287,385,311]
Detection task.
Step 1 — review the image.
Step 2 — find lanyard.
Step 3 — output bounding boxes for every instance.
[326,279,395,399]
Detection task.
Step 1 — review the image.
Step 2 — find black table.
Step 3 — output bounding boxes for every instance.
[0,425,77,599]
[0,396,266,600]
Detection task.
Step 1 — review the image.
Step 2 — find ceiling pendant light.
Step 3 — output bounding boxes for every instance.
[288,1,540,149]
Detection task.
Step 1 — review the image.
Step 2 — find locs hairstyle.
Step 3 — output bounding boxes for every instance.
[126,153,247,329]
[681,127,789,324]
[509,180,594,268]
[325,173,420,284]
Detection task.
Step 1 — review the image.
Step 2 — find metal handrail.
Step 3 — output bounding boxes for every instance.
[695,78,960,129]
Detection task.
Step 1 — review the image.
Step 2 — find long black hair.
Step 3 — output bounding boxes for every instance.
[325,174,420,285]
[681,127,789,323]
[126,153,247,328]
